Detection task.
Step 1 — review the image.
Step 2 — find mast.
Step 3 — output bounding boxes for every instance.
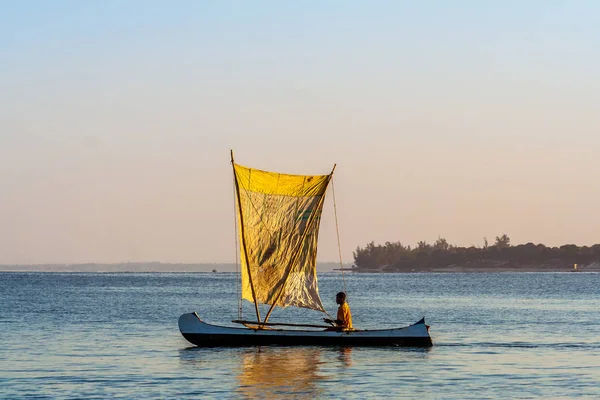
[231,150,262,323]
[262,165,336,323]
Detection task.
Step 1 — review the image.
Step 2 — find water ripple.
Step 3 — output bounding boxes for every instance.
[1,272,600,399]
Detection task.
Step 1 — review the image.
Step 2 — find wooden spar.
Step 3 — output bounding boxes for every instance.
[232,320,333,329]
[262,166,336,323]
[231,150,261,323]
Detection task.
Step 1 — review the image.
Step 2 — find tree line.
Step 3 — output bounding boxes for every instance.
[352,234,600,271]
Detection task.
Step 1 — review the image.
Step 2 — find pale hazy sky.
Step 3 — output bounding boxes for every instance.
[1,1,599,264]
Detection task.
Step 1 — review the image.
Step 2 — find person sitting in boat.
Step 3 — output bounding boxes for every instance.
[324,292,353,329]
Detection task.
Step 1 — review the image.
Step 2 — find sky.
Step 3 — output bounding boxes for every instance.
[1,1,599,264]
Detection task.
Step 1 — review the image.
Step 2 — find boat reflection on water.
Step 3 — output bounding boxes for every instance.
[178,345,354,397]
[237,346,354,398]
[337,346,353,367]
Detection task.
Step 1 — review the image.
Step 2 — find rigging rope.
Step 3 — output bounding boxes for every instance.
[233,173,242,320]
[331,177,347,296]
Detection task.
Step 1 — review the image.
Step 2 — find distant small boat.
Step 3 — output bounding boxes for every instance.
[212,269,217,273]
[178,151,432,347]
[573,263,578,272]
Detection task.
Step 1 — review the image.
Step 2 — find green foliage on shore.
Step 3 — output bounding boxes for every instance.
[353,234,600,271]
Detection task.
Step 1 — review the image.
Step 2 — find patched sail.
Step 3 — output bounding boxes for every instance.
[233,163,332,312]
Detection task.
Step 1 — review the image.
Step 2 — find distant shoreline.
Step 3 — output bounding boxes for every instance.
[351,260,600,273]
[352,267,600,273]
[2,263,599,273]
[0,262,349,273]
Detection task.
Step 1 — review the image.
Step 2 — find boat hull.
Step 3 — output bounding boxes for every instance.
[178,313,433,347]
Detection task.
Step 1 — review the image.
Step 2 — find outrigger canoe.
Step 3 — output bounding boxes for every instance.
[178,153,433,348]
[179,313,432,347]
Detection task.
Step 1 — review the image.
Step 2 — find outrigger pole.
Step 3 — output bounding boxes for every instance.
[231,150,262,323]
[232,320,332,329]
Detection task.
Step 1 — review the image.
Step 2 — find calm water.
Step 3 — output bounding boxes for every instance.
[1,272,599,399]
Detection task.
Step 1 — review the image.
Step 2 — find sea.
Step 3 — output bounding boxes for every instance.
[1,271,599,399]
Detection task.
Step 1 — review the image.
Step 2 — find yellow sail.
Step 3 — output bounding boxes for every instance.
[233,163,331,312]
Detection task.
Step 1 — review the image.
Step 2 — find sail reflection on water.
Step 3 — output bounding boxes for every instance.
[236,347,352,398]
[237,347,322,398]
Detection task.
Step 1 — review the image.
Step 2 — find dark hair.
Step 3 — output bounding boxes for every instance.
[336,292,346,300]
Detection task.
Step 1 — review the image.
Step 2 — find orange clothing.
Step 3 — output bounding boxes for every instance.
[337,302,353,329]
